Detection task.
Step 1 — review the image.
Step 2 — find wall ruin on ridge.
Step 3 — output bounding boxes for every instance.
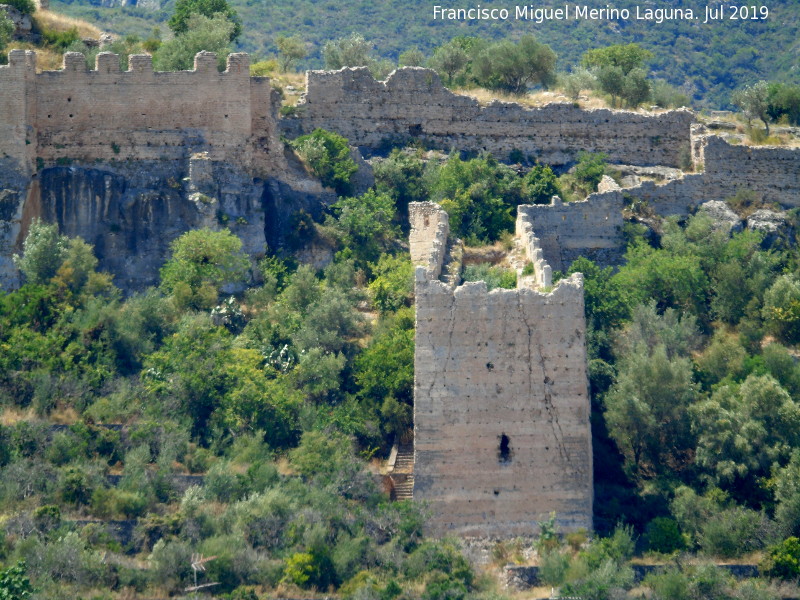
[288,67,695,168]
[411,202,593,537]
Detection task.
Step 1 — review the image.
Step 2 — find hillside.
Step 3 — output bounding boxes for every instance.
[49,0,800,107]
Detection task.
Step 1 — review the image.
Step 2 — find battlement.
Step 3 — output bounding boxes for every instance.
[291,66,695,167]
[0,50,279,168]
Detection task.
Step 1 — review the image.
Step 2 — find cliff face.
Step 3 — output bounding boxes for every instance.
[0,49,333,292]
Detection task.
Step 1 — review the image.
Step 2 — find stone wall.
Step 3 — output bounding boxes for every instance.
[516,195,625,272]
[413,270,593,537]
[698,135,800,207]
[409,201,449,281]
[0,50,285,172]
[288,67,695,167]
[412,203,592,537]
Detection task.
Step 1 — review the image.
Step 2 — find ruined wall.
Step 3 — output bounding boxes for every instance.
[289,67,695,167]
[516,211,552,289]
[0,50,285,170]
[414,273,593,537]
[409,201,449,281]
[516,196,625,272]
[0,51,36,170]
[412,201,592,537]
[698,135,800,207]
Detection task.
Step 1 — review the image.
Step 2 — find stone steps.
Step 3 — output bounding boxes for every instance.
[393,475,414,501]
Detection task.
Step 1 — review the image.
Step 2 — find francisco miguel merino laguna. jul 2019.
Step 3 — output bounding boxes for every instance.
[432,4,770,24]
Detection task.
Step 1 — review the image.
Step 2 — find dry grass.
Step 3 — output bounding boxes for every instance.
[3,40,63,71]
[49,405,79,424]
[34,9,101,38]
[452,86,662,112]
[0,406,36,425]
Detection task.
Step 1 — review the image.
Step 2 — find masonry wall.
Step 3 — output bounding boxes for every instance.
[699,135,800,207]
[414,274,593,537]
[410,201,592,537]
[0,50,285,169]
[516,196,625,272]
[291,67,695,167]
[409,201,449,280]
[0,50,36,169]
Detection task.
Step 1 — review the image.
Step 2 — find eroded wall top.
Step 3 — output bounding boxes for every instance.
[291,66,695,168]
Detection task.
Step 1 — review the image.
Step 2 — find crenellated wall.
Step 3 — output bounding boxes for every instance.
[0,50,286,172]
[516,195,625,272]
[288,66,695,167]
[410,199,592,538]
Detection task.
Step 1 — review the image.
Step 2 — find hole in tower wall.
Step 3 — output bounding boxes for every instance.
[498,433,511,464]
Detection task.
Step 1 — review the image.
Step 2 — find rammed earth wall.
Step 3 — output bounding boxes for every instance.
[288,66,695,167]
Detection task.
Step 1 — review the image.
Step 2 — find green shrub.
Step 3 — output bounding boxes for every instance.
[645,517,686,554]
[700,507,766,558]
[538,550,571,586]
[761,536,800,580]
[462,264,517,291]
[6,0,35,15]
[291,128,357,195]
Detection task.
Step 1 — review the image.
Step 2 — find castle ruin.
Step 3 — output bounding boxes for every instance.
[410,202,593,537]
[2,53,800,537]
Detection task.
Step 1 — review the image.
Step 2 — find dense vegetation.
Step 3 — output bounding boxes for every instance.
[3,123,800,597]
[48,0,800,107]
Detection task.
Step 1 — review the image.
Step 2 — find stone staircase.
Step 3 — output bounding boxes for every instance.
[387,435,415,501]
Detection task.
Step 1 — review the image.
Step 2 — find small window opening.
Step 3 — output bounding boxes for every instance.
[498,433,511,464]
[408,124,422,135]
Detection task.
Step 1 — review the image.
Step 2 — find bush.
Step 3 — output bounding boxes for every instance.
[291,128,357,195]
[6,0,36,15]
[761,537,800,580]
[538,550,571,586]
[645,517,686,554]
[462,264,516,291]
[700,507,766,558]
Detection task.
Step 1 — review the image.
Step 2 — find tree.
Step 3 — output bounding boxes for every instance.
[473,35,556,94]
[398,47,425,67]
[275,34,306,72]
[0,14,13,53]
[427,41,468,84]
[763,274,800,344]
[0,561,33,600]
[523,164,561,204]
[595,65,626,107]
[621,68,650,107]
[767,82,800,125]
[324,33,373,70]
[167,0,241,41]
[582,43,654,75]
[583,44,654,107]
[290,128,357,195]
[561,67,596,101]
[328,190,398,267]
[159,228,249,310]
[732,80,771,135]
[13,220,68,285]
[604,344,698,482]
[691,374,800,502]
[155,13,234,72]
